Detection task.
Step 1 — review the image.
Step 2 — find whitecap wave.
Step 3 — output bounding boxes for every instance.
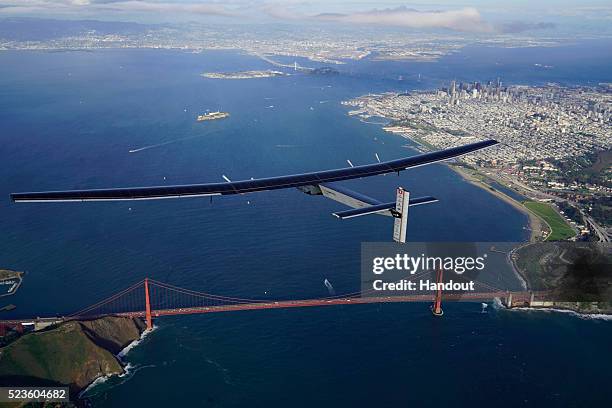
[118,325,157,359]
[491,297,504,310]
[507,306,612,321]
[118,362,156,378]
[81,363,157,398]
[119,362,134,378]
[82,326,157,397]
[78,374,111,398]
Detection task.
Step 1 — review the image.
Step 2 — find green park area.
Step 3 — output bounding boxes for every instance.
[523,201,576,241]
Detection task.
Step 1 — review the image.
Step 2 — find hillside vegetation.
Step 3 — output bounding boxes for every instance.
[0,317,145,396]
[523,201,575,241]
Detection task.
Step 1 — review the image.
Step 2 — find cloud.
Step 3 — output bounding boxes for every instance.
[263,5,559,34]
[547,6,612,21]
[96,1,236,16]
[0,1,560,34]
[0,0,238,17]
[496,21,556,34]
[261,2,302,20]
[327,7,492,32]
[263,5,494,33]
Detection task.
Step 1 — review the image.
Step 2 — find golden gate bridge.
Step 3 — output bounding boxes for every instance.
[0,269,549,330]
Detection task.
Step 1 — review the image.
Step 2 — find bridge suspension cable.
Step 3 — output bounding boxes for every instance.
[54,268,537,324]
[67,279,145,318]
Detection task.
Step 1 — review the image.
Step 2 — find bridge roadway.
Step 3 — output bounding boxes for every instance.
[253,53,314,72]
[1,292,530,325]
[118,292,516,318]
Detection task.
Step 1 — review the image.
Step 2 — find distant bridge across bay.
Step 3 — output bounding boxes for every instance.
[254,53,314,72]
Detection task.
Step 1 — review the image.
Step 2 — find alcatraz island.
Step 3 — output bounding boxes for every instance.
[201,69,288,79]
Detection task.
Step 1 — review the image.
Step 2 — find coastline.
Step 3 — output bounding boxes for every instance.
[376,129,541,293]
[380,126,553,243]
[447,165,537,291]
[447,164,545,243]
[80,324,154,399]
[370,119,612,316]
[447,164,543,290]
[508,306,612,320]
[388,131,546,242]
[0,316,146,400]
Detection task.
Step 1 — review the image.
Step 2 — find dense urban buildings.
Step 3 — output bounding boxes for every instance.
[344,81,611,236]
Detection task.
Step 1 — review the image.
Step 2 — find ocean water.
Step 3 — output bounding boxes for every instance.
[0,41,611,406]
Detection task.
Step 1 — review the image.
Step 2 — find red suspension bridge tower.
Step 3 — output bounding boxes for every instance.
[144,278,152,330]
[432,267,444,317]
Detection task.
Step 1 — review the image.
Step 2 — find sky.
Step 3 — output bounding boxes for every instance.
[0,1,611,34]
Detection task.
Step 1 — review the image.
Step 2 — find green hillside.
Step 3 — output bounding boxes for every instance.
[0,316,145,396]
[523,201,576,241]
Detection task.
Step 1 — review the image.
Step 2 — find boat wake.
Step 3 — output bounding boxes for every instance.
[129,132,218,153]
[324,278,336,296]
[275,144,302,148]
[129,140,179,153]
[205,357,233,385]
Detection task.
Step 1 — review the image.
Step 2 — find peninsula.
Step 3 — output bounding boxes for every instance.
[0,316,146,400]
[511,242,612,314]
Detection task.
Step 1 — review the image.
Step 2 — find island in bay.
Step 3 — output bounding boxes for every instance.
[201,69,288,79]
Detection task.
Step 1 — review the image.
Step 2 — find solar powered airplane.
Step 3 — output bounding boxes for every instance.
[10,139,498,243]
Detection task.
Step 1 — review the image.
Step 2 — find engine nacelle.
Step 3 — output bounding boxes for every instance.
[297,185,323,195]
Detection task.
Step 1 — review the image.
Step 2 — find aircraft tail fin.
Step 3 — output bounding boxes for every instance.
[392,187,409,243]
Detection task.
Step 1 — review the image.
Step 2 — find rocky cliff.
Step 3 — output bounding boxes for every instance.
[0,316,145,396]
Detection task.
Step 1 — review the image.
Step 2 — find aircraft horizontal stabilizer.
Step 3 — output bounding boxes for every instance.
[333,196,437,219]
[333,202,395,219]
